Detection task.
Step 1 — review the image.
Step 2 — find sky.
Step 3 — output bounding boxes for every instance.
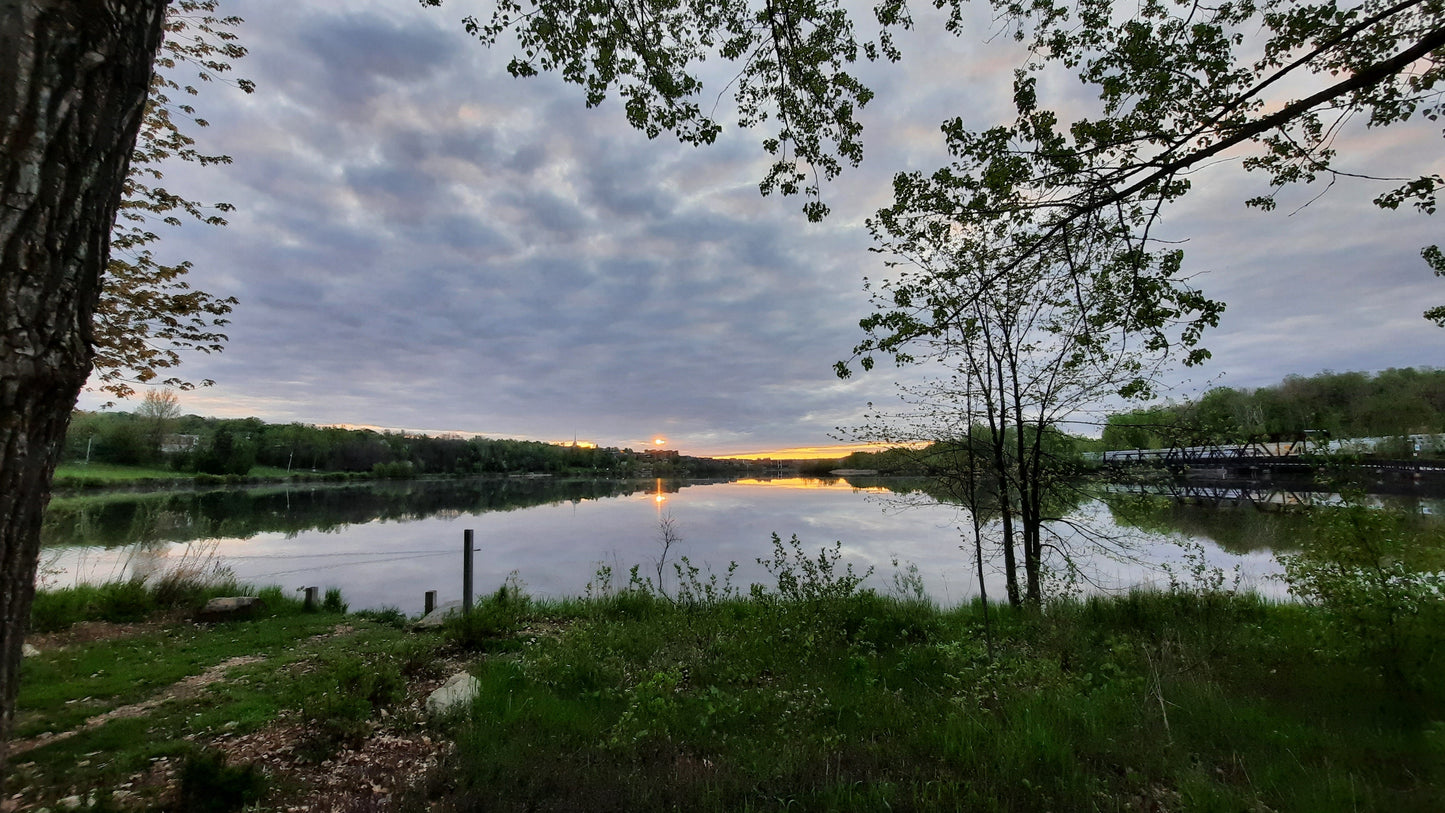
[76,1,1445,457]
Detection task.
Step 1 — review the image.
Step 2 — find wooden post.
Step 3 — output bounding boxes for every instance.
[303,586,318,612]
[424,590,437,615]
[462,529,474,616]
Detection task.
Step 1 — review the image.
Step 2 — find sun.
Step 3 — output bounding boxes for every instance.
[652,437,666,446]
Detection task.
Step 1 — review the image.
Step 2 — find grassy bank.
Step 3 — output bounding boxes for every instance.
[433,588,1442,811]
[51,462,330,492]
[12,558,1443,811]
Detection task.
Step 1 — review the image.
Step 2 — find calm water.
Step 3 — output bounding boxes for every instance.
[41,477,1441,613]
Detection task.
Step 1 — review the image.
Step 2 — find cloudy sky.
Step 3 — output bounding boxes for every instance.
[76,1,1445,456]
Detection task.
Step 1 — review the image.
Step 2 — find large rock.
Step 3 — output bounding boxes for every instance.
[195,596,266,623]
[413,600,462,630]
[426,671,480,716]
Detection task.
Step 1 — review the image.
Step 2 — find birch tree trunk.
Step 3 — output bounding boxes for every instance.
[0,0,165,782]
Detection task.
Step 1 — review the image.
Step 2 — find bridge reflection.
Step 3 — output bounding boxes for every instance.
[1099,482,1342,512]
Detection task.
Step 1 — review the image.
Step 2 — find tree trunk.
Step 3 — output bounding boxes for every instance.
[0,0,165,782]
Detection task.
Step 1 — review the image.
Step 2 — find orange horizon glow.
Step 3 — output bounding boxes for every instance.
[304,424,913,461]
[712,442,917,461]
[731,477,893,493]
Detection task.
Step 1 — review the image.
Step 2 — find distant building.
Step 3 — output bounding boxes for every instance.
[161,434,200,454]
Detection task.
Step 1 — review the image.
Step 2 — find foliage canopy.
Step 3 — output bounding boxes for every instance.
[95,0,251,400]
[427,0,1444,320]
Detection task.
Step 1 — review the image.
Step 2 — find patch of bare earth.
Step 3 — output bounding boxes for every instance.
[25,620,164,651]
[8,622,482,812]
[209,657,468,812]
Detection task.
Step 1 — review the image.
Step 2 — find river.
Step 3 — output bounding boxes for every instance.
[38,476,1445,613]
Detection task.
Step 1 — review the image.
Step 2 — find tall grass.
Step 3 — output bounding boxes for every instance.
[28,541,338,632]
[424,551,1443,812]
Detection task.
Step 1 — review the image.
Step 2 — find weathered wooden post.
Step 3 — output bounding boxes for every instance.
[303,586,318,612]
[462,529,474,616]
[424,590,437,615]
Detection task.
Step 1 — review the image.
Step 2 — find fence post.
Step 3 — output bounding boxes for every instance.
[463,529,474,616]
[424,590,437,615]
[303,586,318,612]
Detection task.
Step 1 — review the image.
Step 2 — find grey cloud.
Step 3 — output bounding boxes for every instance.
[83,0,1440,455]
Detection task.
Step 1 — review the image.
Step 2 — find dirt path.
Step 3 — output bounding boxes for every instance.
[8,655,264,757]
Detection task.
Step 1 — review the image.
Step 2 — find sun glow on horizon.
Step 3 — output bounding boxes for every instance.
[712,442,918,461]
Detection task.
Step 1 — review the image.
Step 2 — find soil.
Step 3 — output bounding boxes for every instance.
[25,619,165,651]
[8,622,475,812]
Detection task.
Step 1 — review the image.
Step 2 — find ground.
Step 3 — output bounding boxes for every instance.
[6,618,483,812]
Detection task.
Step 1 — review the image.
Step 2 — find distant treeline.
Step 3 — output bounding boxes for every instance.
[1103,367,1445,450]
[798,430,1101,478]
[60,409,753,479]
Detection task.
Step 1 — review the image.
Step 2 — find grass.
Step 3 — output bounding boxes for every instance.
[426,584,1443,812]
[51,462,339,491]
[13,563,1444,811]
[28,574,248,633]
[13,586,423,808]
[52,462,191,483]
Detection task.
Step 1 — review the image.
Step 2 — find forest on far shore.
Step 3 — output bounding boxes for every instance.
[1103,367,1445,450]
[59,396,750,480]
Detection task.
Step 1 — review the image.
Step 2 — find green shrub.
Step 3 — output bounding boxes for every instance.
[1281,500,1445,691]
[29,587,94,633]
[174,747,267,812]
[370,460,416,479]
[254,585,305,616]
[95,578,154,623]
[302,656,406,758]
[444,581,530,651]
[757,533,872,605]
[322,587,347,614]
[353,606,409,629]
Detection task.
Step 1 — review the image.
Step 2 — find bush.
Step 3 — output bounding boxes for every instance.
[322,587,347,614]
[302,656,406,758]
[353,606,409,629]
[444,580,530,651]
[1281,500,1445,691]
[29,587,94,633]
[370,461,416,479]
[174,747,267,813]
[95,579,154,623]
[756,533,872,605]
[30,569,245,632]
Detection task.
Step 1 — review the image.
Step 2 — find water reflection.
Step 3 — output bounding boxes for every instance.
[42,478,682,548]
[42,477,1434,613]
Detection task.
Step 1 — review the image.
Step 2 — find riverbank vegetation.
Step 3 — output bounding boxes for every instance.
[57,404,764,487]
[13,527,1442,811]
[1106,367,1445,450]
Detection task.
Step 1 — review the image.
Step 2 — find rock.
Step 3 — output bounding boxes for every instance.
[195,596,266,623]
[412,601,462,630]
[426,672,480,716]
[22,643,39,658]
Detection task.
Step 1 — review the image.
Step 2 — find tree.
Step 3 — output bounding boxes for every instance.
[96,1,249,400]
[431,0,1442,282]
[137,387,182,461]
[1,1,171,779]
[1,2,246,778]
[848,194,1219,604]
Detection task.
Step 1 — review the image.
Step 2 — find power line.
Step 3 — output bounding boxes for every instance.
[218,548,453,560]
[246,550,453,579]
